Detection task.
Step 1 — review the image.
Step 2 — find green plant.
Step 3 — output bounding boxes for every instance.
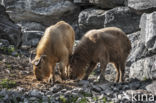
[68,96,78,103]
[143,76,147,81]
[8,46,15,53]
[103,97,107,103]
[60,95,67,103]
[0,78,16,89]
[80,91,92,97]
[79,97,88,103]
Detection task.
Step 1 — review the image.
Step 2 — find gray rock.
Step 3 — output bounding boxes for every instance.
[89,0,124,9]
[146,81,156,95]
[2,0,79,26]
[49,84,62,93]
[129,55,156,80]
[92,85,101,92]
[0,5,22,48]
[22,30,43,46]
[129,81,141,89]
[78,80,90,87]
[78,8,105,38]
[29,89,43,98]
[98,83,111,91]
[42,96,49,102]
[127,0,156,11]
[140,12,156,52]
[104,7,142,34]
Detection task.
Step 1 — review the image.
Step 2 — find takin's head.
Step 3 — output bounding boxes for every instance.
[31,55,50,81]
[68,54,86,80]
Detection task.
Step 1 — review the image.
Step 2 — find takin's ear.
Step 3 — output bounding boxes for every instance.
[32,59,41,66]
[31,55,47,66]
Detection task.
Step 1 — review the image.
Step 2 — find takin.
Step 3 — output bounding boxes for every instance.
[69,27,131,83]
[31,21,75,83]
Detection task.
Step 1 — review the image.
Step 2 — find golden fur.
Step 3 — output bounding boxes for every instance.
[69,27,131,82]
[32,21,75,82]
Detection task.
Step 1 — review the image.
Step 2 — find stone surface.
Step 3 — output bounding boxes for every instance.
[127,32,147,66]
[0,5,22,48]
[140,12,156,52]
[1,0,79,26]
[129,55,156,80]
[127,0,156,11]
[146,81,156,95]
[1,0,80,46]
[89,0,124,9]
[78,8,105,38]
[104,7,142,34]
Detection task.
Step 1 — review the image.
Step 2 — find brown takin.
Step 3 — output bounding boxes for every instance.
[31,21,75,83]
[69,27,131,83]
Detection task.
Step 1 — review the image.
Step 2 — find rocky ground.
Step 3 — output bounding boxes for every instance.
[0,46,155,103]
[0,0,156,102]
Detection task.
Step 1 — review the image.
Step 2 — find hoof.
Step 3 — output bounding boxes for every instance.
[48,77,54,85]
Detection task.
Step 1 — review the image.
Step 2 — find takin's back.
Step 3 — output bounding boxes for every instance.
[36,21,75,57]
[83,27,131,60]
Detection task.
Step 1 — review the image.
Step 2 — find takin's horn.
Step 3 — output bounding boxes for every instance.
[29,51,34,64]
[33,55,47,66]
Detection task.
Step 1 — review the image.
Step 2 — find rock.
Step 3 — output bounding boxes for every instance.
[146,81,156,95]
[104,7,142,34]
[89,0,125,9]
[129,55,156,80]
[78,8,105,38]
[127,32,145,66]
[92,85,101,92]
[22,30,43,47]
[0,5,22,48]
[98,83,111,91]
[2,0,79,26]
[78,80,90,87]
[49,84,62,93]
[140,12,156,52]
[29,89,43,98]
[127,0,156,11]
[129,81,141,89]
[1,0,80,46]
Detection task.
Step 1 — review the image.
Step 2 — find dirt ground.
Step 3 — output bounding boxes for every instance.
[0,53,80,91]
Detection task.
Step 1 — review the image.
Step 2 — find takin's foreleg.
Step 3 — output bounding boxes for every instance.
[48,64,56,84]
[83,61,97,80]
[59,50,69,80]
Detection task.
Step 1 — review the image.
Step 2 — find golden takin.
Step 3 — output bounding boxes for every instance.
[69,27,131,83]
[31,21,75,83]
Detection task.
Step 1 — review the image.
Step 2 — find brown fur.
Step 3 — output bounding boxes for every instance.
[69,27,131,82]
[32,21,75,82]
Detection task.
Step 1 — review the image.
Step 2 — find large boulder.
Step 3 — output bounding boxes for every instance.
[104,7,142,34]
[17,21,45,47]
[2,0,79,26]
[0,5,22,48]
[78,7,142,38]
[89,0,125,9]
[78,8,105,38]
[128,11,156,81]
[127,32,148,66]
[140,12,156,52]
[1,0,80,46]
[129,55,156,80]
[127,0,156,11]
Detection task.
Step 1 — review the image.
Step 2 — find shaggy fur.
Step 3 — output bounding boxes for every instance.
[32,21,75,83]
[69,27,131,82]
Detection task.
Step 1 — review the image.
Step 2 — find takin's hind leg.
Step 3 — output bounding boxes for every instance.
[59,55,69,80]
[48,65,55,84]
[83,61,97,80]
[99,59,108,83]
[119,62,126,83]
[113,63,120,83]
